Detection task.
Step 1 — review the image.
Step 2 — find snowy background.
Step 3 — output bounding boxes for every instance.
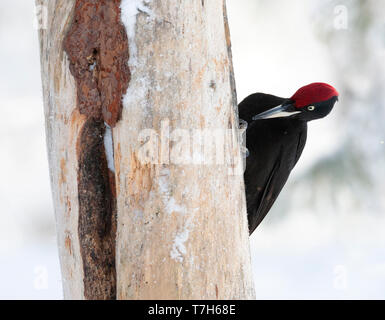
[0,0,384,299]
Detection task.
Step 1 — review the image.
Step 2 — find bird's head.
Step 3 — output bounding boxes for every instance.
[252,83,339,122]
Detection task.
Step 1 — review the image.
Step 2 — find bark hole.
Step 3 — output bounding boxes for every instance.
[78,119,117,299]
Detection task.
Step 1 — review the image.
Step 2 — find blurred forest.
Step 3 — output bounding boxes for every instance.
[229,0,385,299]
[0,0,384,299]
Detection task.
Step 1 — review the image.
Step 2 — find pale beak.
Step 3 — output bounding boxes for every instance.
[252,104,301,120]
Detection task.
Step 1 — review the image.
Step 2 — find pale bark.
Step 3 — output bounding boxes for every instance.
[37,0,84,299]
[37,0,255,300]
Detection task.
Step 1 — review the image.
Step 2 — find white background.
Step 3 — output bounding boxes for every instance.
[0,0,384,299]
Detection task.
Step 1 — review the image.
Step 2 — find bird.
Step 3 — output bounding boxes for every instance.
[238,82,339,235]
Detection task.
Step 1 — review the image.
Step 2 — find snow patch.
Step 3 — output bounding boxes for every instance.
[120,1,154,111]
[123,77,151,112]
[103,123,115,172]
[120,0,153,69]
[89,62,96,71]
[170,216,194,263]
[158,167,171,195]
[158,168,187,215]
[166,197,187,216]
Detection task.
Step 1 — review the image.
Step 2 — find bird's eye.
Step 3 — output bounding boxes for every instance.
[307,106,315,111]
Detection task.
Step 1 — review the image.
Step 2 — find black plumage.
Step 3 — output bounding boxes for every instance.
[239,85,338,235]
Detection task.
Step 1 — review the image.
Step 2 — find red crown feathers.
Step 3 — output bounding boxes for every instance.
[291,83,339,108]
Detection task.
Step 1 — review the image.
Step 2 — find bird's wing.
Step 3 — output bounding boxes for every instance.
[294,128,307,165]
[246,152,285,234]
[238,92,307,235]
[245,128,307,235]
[238,93,287,124]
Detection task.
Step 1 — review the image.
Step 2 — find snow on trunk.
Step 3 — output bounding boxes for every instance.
[37,0,254,300]
[115,0,254,299]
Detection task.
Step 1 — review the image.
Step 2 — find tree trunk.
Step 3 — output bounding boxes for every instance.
[37,0,255,300]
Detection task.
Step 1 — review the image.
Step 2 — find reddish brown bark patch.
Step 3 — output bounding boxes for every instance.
[64,0,130,127]
[64,0,130,300]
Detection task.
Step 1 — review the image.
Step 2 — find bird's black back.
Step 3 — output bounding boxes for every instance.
[238,93,288,123]
[239,93,307,235]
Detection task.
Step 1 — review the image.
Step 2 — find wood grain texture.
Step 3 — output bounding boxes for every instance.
[36,0,85,299]
[115,0,255,299]
[37,0,255,300]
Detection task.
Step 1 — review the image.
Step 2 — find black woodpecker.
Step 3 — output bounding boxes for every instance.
[239,82,339,235]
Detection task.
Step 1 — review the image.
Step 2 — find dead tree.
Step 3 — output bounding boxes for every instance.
[37,0,255,300]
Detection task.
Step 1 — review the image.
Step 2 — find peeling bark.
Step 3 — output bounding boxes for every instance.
[62,0,130,299]
[64,0,130,127]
